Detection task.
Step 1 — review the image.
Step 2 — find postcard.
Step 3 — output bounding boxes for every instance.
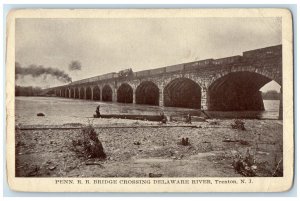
[6,8,294,192]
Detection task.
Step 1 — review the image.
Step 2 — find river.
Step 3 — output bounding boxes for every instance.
[15,97,280,125]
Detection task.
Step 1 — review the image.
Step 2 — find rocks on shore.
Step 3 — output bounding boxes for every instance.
[37,113,45,117]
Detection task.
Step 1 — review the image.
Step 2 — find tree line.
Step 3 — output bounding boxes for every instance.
[261,90,281,100]
[15,85,43,96]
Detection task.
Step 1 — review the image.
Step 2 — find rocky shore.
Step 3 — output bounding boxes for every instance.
[15,119,283,177]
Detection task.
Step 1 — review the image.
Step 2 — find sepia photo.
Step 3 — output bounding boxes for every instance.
[6,9,294,192]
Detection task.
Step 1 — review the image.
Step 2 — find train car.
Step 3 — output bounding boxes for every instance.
[243,45,282,59]
[184,59,213,71]
[149,67,166,75]
[165,64,184,73]
[88,75,100,83]
[112,73,119,78]
[198,59,214,66]
[212,56,242,65]
[136,70,150,77]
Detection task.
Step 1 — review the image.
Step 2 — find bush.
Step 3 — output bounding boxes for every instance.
[232,149,256,176]
[73,125,106,159]
[231,119,246,130]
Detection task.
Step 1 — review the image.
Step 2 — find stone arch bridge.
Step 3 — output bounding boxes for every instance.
[43,45,282,112]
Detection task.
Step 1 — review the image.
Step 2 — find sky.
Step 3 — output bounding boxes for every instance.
[15,17,282,91]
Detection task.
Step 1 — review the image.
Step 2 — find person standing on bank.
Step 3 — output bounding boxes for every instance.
[95,105,101,118]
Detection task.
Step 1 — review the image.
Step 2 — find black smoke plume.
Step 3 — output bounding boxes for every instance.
[15,62,72,83]
[69,60,82,71]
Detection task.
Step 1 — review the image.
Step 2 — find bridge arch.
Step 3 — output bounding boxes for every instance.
[61,89,65,97]
[71,88,75,98]
[75,88,80,99]
[117,83,133,103]
[86,86,92,100]
[209,67,281,87]
[136,81,159,105]
[102,85,112,102]
[164,78,202,109]
[79,87,85,99]
[207,71,281,111]
[65,88,70,98]
[93,86,101,101]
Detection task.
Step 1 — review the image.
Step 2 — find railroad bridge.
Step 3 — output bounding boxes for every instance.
[43,45,282,112]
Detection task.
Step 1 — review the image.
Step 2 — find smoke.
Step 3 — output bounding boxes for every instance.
[15,62,72,83]
[68,60,82,71]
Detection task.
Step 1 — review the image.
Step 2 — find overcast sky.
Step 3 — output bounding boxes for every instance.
[15,17,282,91]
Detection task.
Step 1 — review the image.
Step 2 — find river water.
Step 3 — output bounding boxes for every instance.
[15,97,280,125]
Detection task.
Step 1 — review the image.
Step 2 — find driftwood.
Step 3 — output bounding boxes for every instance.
[100,114,164,122]
[149,173,163,178]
